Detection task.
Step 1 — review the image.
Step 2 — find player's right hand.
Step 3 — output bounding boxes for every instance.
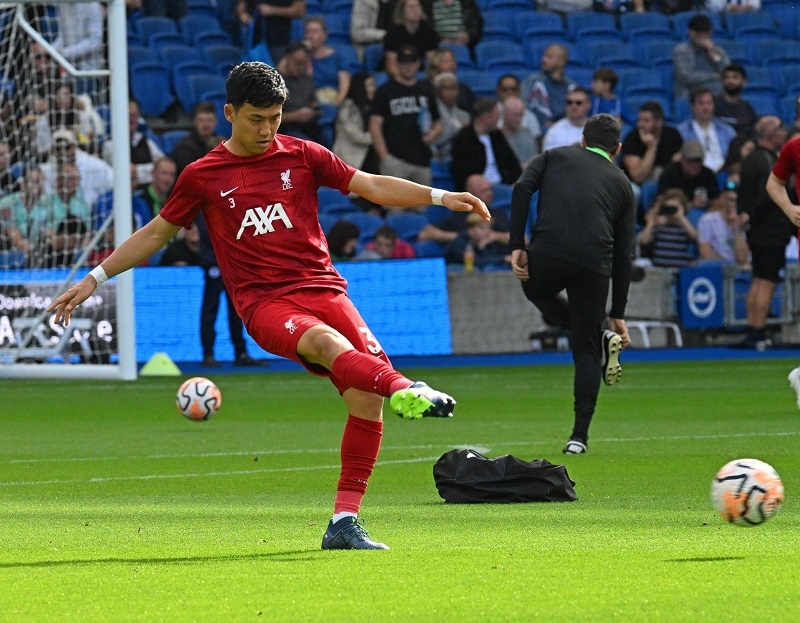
[442,191,491,221]
[47,276,98,326]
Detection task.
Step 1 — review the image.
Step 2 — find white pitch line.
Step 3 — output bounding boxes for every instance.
[5,431,800,465]
[1,431,798,488]
[0,456,442,488]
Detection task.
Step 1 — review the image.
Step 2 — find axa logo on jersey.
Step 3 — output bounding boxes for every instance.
[236,203,294,239]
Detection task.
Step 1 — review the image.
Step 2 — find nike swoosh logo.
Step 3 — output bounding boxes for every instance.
[220,187,239,197]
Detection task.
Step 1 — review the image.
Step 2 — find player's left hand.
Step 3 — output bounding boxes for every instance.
[47,276,98,326]
[442,191,491,221]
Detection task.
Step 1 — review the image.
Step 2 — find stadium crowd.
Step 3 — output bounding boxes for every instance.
[1,0,799,280]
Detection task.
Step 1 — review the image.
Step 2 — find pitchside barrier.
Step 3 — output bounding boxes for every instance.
[4,262,800,366]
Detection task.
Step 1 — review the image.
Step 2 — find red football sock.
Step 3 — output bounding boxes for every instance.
[334,415,384,515]
[331,350,412,396]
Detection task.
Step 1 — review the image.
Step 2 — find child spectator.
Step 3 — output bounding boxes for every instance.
[362,225,416,259]
[590,67,621,119]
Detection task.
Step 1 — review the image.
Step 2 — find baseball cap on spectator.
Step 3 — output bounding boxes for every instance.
[396,44,421,64]
[52,128,77,147]
[681,140,704,161]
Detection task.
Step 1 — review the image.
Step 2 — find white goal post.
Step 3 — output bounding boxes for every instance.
[0,0,136,379]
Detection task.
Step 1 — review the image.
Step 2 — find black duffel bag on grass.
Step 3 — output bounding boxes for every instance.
[433,449,578,504]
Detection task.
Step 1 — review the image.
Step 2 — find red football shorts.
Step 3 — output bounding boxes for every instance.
[246,287,391,391]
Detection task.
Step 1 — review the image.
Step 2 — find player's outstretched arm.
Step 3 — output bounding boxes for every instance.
[347,171,491,221]
[48,215,182,326]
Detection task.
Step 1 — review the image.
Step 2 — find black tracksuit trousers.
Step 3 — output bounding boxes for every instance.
[521,253,609,443]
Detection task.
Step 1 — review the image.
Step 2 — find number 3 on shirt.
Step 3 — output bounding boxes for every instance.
[359,327,383,355]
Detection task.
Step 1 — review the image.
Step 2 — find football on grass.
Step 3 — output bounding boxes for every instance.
[711,458,783,526]
[176,377,222,421]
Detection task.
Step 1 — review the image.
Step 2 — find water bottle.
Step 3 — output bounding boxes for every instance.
[463,243,475,274]
[417,101,432,135]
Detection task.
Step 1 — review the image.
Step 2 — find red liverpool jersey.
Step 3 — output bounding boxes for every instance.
[159,135,357,323]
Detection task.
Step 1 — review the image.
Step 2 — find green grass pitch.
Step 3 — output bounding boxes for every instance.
[1,358,799,622]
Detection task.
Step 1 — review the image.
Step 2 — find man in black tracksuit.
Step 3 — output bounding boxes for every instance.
[509,114,636,455]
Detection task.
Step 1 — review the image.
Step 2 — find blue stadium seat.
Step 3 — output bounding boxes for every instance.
[457,70,501,98]
[735,25,781,42]
[186,0,219,17]
[431,159,455,192]
[318,187,358,215]
[724,11,777,37]
[187,74,227,113]
[326,0,354,13]
[746,93,780,117]
[626,28,675,46]
[616,68,663,95]
[159,130,189,154]
[594,48,642,71]
[644,39,677,64]
[717,40,750,65]
[173,61,215,111]
[179,14,222,44]
[147,31,187,52]
[565,12,617,41]
[481,11,517,43]
[741,65,780,92]
[766,7,799,40]
[579,39,625,68]
[474,41,525,69]
[322,13,350,43]
[363,43,384,72]
[127,45,159,68]
[319,213,338,236]
[751,39,800,66]
[318,103,337,148]
[522,30,571,53]
[777,65,800,95]
[193,30,233,47]
[135,15,178,45]
[202,44,244,71]
[513,11,564,43]
[568,67,594,89]
[491,184,513,209]
[486,0,533,10]
[342,212,385,244]
[385,213,429,242]
[481,56,532,74]
[619,11,671,37]
[159,45,199,78]
[130,63,176,117]
[779,94,798,125]
[440,43,474,70]
[414,240,445,258]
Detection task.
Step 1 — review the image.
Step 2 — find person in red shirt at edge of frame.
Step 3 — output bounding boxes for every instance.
[767,135,800,406]
[48,61,490,551]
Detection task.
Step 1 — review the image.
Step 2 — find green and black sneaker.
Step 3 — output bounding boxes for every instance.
[389,382,456,420]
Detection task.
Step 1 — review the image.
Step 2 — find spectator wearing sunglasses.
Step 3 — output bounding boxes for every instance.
[542,87,591,152]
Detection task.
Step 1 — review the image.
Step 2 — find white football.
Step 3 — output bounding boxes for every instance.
[711,458,783,526]
[176,377,222,421]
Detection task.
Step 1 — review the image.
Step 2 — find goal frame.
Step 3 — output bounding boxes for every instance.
[0,0,136,380]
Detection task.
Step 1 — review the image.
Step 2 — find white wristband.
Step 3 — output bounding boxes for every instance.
[431,188,446,206]
[89,265,108,286]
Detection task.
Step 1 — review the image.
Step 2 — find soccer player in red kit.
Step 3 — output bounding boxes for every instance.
[48,62,489,550]
[766,134,800,405]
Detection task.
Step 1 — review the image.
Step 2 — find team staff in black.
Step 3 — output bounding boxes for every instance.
[509,114,636,455]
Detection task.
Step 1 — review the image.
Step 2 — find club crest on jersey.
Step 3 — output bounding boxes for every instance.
[284,318,297,334]
[236,203,294,239]
[281,169,292,190]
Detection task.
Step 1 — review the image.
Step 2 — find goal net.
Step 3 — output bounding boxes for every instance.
[0,0,135,379]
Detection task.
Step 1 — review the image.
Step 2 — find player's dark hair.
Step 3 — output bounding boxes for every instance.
[583,113,621,154]
[226,62,288,111]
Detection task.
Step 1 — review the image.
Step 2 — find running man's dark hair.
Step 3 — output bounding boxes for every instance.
[226,62,289,111]
[583,113,621,154]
